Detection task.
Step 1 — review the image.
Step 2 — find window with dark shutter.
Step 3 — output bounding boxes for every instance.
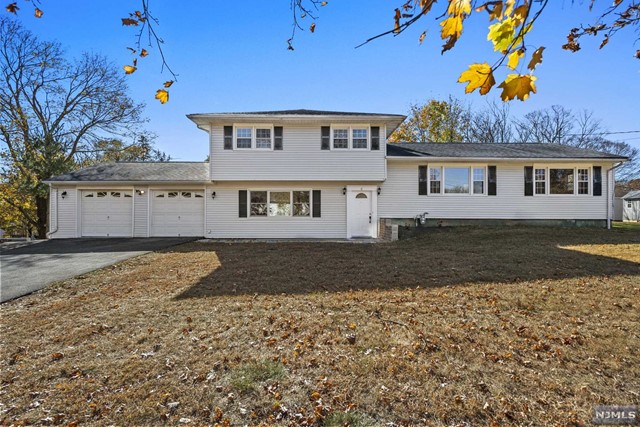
[418,166,428,195]
[371,126,380,151]
[274,126,283,150]
[224,126,233,150]
[488,165,497,196]
[312,190,321,217]
[321,127,330,150]
[239,190,247,217]
[524,166,534,196]
[593,166,602,196]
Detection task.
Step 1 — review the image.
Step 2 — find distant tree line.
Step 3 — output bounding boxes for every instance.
[390,98,639,182]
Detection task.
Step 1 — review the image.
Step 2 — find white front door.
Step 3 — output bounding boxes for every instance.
[81,190,133,237]
[347,187,377,238]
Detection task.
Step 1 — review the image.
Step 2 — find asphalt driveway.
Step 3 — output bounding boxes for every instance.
[0,238,195,303]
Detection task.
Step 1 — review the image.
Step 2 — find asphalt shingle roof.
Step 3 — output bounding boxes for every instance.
[46,162,209,182]
[622,190,640,200]
[387,142,628,159]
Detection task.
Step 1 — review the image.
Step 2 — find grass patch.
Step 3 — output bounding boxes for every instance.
[613,221,640,230]
[1,227,639,426]
[324,411,375,427]
[229,359,285,393]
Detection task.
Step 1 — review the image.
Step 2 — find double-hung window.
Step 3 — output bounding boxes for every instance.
[249,190,311,217]
[428,166,486,195]
[235,126,273,149]
[333,129,349,149]
[577,168,589,195]
[236,127,252,149]
[535,168,546,195]
[352,128,368,149]
[331,126,369,149]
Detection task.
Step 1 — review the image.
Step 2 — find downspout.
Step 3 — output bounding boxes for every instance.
[606,162,625,230]
[46,184,59,238]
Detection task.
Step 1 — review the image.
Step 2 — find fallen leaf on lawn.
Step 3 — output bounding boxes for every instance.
[51,352,64,361]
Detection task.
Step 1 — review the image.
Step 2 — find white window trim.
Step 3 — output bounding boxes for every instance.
[427,164,488,196]
[246,189,314,219]
[233,124,274,150]
[532,164,592,196]
[330,124,370,150]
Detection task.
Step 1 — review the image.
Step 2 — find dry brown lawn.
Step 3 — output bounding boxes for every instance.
[1,227,639,426]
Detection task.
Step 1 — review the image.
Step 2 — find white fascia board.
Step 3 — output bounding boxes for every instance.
[44,180,211,185]
[386,156,628,162]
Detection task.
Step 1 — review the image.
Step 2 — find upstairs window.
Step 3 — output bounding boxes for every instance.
[333,129,349,149]
[352,129,368,149]
[331,125,370,150]
[256,128,272,149]
[234,126,273,149]
[236,128,252,149]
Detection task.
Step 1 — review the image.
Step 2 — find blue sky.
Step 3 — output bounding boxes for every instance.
[12,0,640,160]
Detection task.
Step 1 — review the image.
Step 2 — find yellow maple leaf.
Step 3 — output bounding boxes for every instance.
[487,18,515,53]
[527,46,545,70]
[447,0,471,16]
[457,63,496,95]
[155,89,169,104]
[123,65,137,74]
[440,15,463,39]
[476,1,503,21]
[507,48,524,70]
[498,74,537,101]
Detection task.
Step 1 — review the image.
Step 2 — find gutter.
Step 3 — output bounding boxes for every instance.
[42,180,211,185]
[606,161,626,230]
[46,184,58,238]
[386,156,630,162]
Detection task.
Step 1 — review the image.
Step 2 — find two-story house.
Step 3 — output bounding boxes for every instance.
[45,109,627,239]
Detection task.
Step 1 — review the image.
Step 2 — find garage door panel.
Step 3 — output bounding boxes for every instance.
[150,190,204,237]
[81,190,133,237]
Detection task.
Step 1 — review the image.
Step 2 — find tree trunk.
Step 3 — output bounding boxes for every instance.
[35,195,49,239]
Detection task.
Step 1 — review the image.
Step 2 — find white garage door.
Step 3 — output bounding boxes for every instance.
[81,190,133,237]
[151,190,204,237]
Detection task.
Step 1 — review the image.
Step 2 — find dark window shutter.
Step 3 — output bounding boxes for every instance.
[418,166,428,195]
[593,166,602,196]
[239,190,247,217]
[312,190,321,217]
[524,166,533,196]
[488,165,497,196]
[321,126,330,150]
[274,126,283,150]
[371,126,380,151]
[224,126,233,150]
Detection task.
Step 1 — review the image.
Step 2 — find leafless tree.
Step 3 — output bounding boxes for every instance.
[0,17,147,238]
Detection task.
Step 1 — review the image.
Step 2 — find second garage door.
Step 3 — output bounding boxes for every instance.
[150,190,205,237]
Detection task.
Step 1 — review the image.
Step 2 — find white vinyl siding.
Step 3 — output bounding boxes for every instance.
[205,182,352,238]
[49,187,77,238]
[209,125,386,181]
[379,161,613,220]
[133,187,149,237]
